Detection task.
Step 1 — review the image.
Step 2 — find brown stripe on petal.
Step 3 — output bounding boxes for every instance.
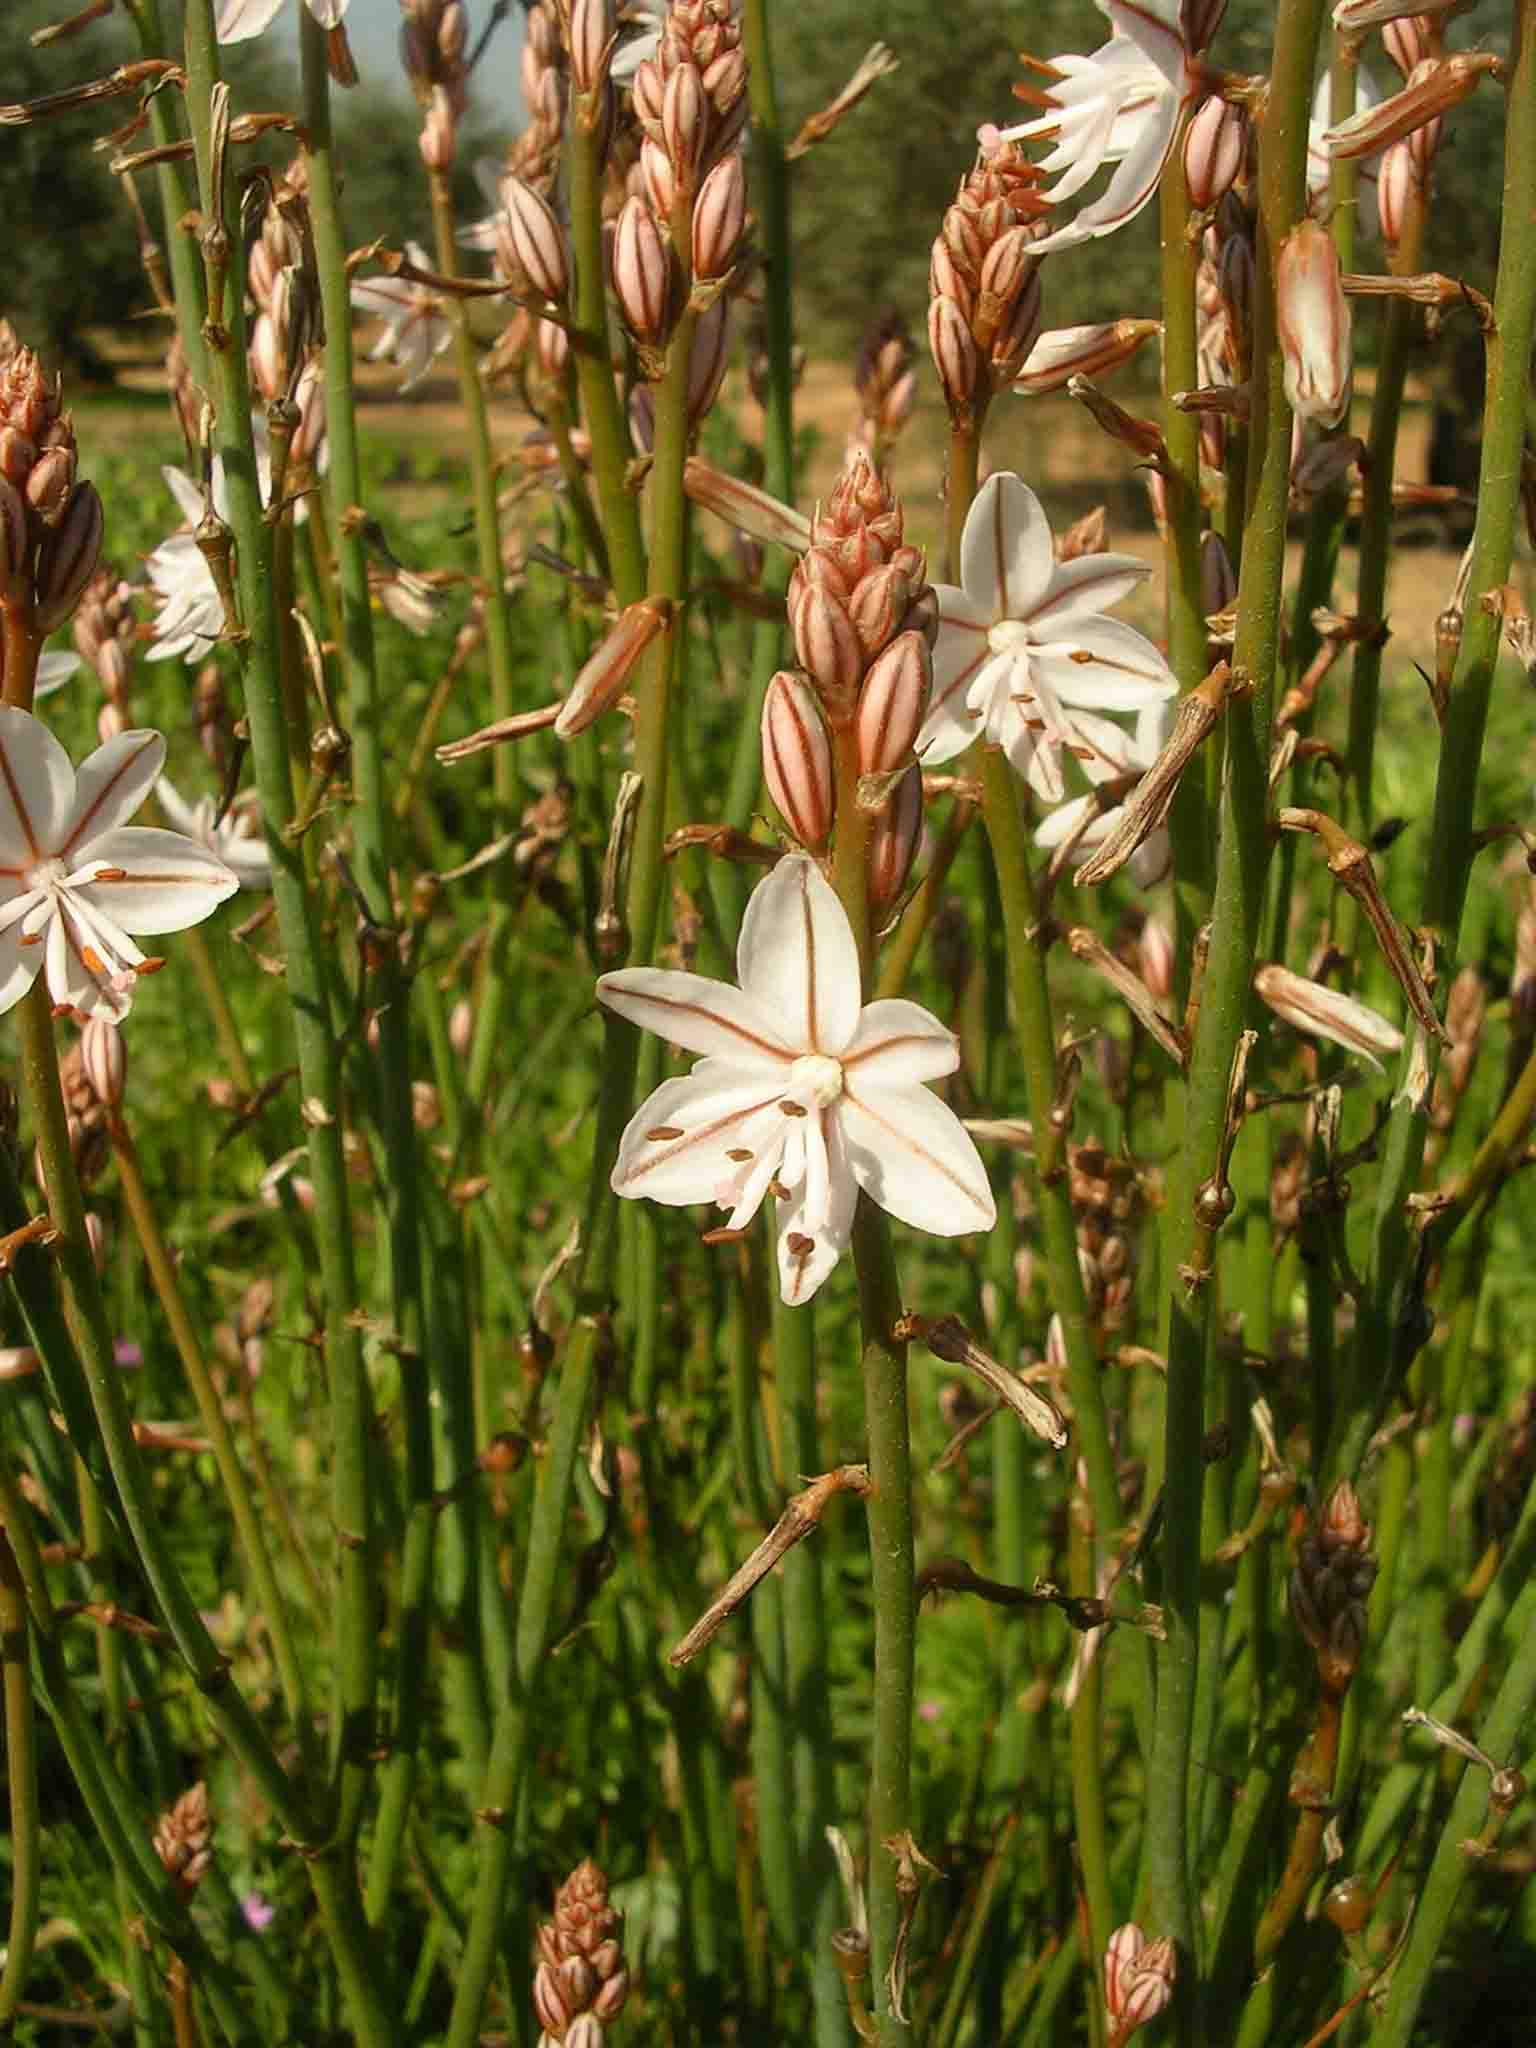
[610,988,789,1063]
[61,732,161,855]
[0,732,42,862]
[842,1030,950,1072]
[841,1089,990,1220]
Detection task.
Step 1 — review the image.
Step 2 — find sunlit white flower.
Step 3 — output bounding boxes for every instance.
[217,0,346,44]
[597,855,996,1304]
[350,242,453,394]
[916,473,1177,803]
[0,712,239,1023]
[156,780,270,891]
[146,426,305,665]
[1034,701,1173,885]
[982,0,1200,255]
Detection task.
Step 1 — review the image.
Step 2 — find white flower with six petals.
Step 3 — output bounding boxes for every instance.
[916,473,1177,803]
[983,0,1200,254]
[0,711,240,1023]
[350,244,454,395]
[156,780,271,892]
[597,856,996,1305]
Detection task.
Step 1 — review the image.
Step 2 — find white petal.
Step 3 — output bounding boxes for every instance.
[1059,707,1145,778]
[1105,1,1188,93]
[70,828,239,935]
[161,464,206,529]
[1049,93,1176,248]
[44,900,136,1022]
[917,627,994,763]
[221,833,273,889]
[961,473,1054,622]
[1027,551,1152,630]
[306,0,348,24]
[597,965,790,1064]
[838,1083,997,1238]
[1019,725,1066,804]
[841,999,961,1087]
[0,923,42,1018]
[217,0,283,36]
[0,707,77,862]
[1034,791,1104,851]
[611,1066,787,1209]
[775,1114,858,1305]
[60,730,165,859]
[1031,617,1177,711]
[34,652,80,699]
[736,856,862,1058]
[153,778,196,837]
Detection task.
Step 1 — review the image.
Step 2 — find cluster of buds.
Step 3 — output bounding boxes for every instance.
[214,1275,275,1386]
[1191,192,1256,480]
[533,1859,630,2046]
[44,1026,120,1193]
[72,566,137,741]
[849,310,917,467]
[612,0,748,416]
[1065,1141,1143,1340]
[153,1782,213,1898]
[514,1,569,192]
[927,141,1049,418]
[1104,1923,1177,2047]
[0,328,103,661]
[399,0,470,170]
[762,453,935,910]
[246,163,326,475]
[1290,1480,1377,1692]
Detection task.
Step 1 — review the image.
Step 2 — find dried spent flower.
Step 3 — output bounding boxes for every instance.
[1276,219,1352,428]
[1254,963,1404,1071]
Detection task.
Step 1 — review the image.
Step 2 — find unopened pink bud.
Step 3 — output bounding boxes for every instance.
[249,313,284,403]
[419,88,457,171]
[36,482,104,634]
[686,298,731,424]
[448,999,474,1057]
[640,138,676,218]
[1381,13,1432,78]
[568,0,613,94]
[1200,530,1236,617]
[98,702,128,744]
[991,270,1043,375]
[761,671,834,850]
[1275,220,1351,428]
[867,760,923,913]
[612,196,672,344]
[81,1018,126,1109]
[662,62,709,188]
[1138,917,1174,1002]
[1376,140,1415,246]
[790,579,863,713]
[848,562,913,659]
[856,630,930,777]
[978,225,1036,311]
[532,1962,568,2036]
[927,294,978,411]
[26,445,74,526]
[1104,1923,1177,2034]
[555,597,672,738]
[566,2018,606,2048]
[1013,320,1161,397]
[83,1211,108,1273]
[501,177,568,305]
[1184,94,1247,211]
[691,153,746,281]
[0,479,27,603]
[537,317,569,379]
[1336,0,1454,33]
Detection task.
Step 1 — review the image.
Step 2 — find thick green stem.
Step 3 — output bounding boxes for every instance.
[1146,6,1327,2026]
[0,1529,40,2030]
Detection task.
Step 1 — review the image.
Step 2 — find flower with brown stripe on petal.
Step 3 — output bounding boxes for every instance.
[0,710,238,1023]
[596,854,995,1303]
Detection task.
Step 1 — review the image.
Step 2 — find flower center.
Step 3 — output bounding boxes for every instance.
[24,855,68,893]
[787,1053,844,1109]
[987,619,1034,659]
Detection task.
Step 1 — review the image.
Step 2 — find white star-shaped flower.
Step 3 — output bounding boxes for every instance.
[351,243,453,394]
[597,855,996,1304]
[146,425,305,665]
[983,0,1200,254]
[916,473,1177,803]
[0,712,240,1023]
[217,0,346,43]
[1034,701,1173,885]
[155,779,271,891]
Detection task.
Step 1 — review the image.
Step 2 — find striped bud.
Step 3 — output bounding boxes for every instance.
[867,760,923,913]
[1276,220,1351,428]
[790,579,862,713]
[1104,1924,1177,2034]
[500,177,568,304]
[662,62,709,187]
[761,672,834,850]
[1184,93,1247,211]
[686,298,731,424]
[81,1018,126,1110]
[927,294,978,411]
[555,597,671,738]
[855,630,929,777]
[36,482,104,633]
[568,0,613,94]
[0,478,26,602]
[1376,140,1415,247]
[1013,319,1161,397]
[848,562,913,658]
[612,196,672,344]
[691,153,746,281]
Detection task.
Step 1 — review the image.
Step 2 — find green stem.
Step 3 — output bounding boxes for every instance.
[1347,0,1536,1483]
[0,1529,40,2030]
[107,1111,313,1759]
[1147,6,1327,2025]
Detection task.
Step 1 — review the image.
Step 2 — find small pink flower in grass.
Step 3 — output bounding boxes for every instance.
[983,1,1202,255]
[597,856,995,1305]
[0,711,239,1024]
[241,1892,276,1933]
[916,473,1177,803]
